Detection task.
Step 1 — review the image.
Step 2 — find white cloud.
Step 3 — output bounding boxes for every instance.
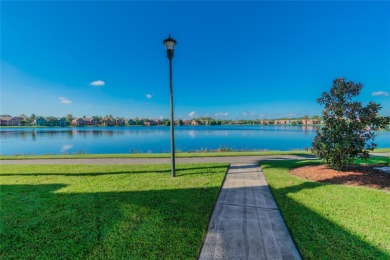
[145,93,153,99]
[90,80,105,87]
[215,112,229,117]
[189,111,197,118]
[159,116,164,120]
[242,112,248,116]
[59,96,72,105]
[372,91,389,96]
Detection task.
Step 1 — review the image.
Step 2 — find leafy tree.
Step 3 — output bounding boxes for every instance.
[178,119,183,126]
[92,116,102,125]
[65,114,74,124]
[311,78,390,170]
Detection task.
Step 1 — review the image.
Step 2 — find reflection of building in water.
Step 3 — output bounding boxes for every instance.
[302,125,314,131]
[188,130,196,138]
[207,130,229,136]
[60,144,73,153]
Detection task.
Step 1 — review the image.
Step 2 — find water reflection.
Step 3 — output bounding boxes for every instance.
[60,144,73,153]
[0,126,388,155]
[188,130,196,138]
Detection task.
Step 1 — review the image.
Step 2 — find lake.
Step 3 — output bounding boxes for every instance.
[1,125,389,155]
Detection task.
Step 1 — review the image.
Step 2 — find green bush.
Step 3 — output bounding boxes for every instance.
[311,78,390,170]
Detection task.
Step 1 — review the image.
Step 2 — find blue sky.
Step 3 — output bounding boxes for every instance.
[1,1,389,119]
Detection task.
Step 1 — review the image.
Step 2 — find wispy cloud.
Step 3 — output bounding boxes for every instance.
[90,80,105,87]
[372,91,389,96]
[189,111,197,118]
[145,93,153,99]
[215,112,229,117]
[59,96,72,105]
[242,112,248,116]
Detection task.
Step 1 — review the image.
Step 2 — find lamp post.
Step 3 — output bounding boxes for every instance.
[163,34,177,177]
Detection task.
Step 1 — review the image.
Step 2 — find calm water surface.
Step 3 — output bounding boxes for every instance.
[1,125,389,155]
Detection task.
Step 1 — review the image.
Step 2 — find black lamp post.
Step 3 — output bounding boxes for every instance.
[163,34,177,177]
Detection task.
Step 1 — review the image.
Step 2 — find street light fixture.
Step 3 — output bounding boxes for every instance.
[163,34,177,177]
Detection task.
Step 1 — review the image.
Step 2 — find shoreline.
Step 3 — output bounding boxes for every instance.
[1,149,389,160]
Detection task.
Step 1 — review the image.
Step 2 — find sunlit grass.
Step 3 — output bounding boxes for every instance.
[261,159,390,258]
[0,163,228,259]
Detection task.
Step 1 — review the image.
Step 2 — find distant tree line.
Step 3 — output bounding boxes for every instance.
[1,113,327,127]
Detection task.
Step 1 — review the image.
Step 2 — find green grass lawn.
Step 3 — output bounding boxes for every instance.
[0,163,228,259]
[261,158,390,258]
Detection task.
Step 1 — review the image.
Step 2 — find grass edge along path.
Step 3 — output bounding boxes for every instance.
[0,163,229,259]
[260,159,390,259]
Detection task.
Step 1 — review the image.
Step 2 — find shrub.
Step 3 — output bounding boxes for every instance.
[311,78,390,170]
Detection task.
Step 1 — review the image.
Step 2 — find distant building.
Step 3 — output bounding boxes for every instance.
[0,117,19,126]
[102,118,114,126]
[125,119,135,125]
[72,118,84,126]
[116,119,124,126]
[144,119,156,126]
[84,118,98,126]
[57,117,68,127]
[35,117,47,126]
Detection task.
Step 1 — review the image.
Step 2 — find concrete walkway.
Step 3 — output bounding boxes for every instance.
[0,154,315,165]
[199,163,301,260]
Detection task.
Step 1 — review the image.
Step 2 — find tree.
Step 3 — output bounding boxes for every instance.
[30,113,36,121]
[311,78,390,170]
[65,114,74,124]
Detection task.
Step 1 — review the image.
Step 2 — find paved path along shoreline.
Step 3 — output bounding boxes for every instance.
[0,154,316,165]
[199,163,301,259]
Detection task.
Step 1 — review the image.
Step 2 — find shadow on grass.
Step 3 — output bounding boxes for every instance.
[2,161,388,259]
[261,160,389,258]
[0,183,222,259]
[0,165,228,177]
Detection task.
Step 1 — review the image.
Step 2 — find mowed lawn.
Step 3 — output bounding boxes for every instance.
[261,158,390,259]
[0,163,228,259]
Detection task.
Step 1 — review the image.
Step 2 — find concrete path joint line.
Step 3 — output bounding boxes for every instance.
[217,202,279,211]
[198,163,301,260]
